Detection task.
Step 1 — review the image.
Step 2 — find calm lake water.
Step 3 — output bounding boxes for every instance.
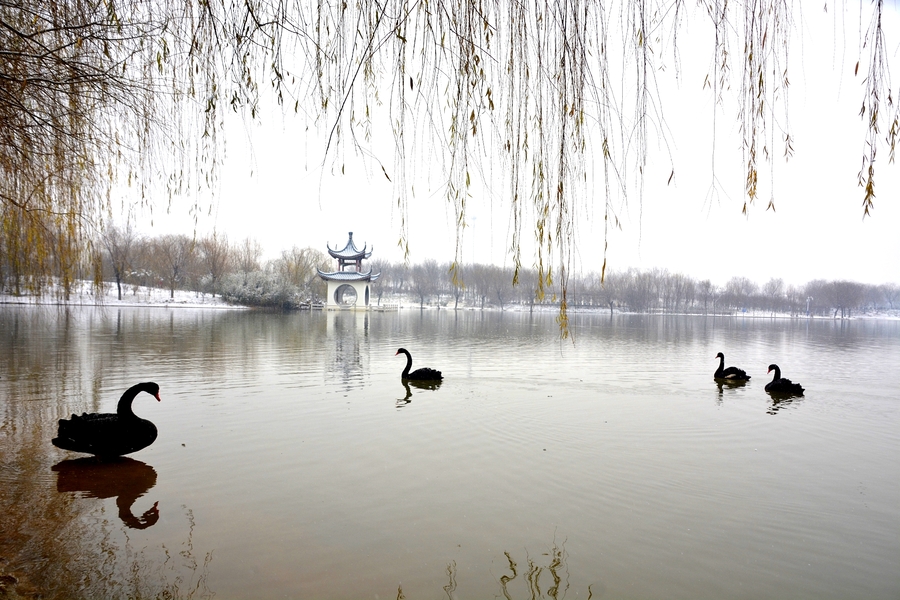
[0,306,898,599]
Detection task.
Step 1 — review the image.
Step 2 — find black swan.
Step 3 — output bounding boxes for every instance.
[52,382,161,456]
[764,364,804,395]
[395,348,442,381]
[714,352,751,381]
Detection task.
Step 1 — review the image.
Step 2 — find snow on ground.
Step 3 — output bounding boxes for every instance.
[0,281,244,309]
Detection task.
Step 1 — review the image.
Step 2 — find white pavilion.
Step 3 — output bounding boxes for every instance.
[316,232,380,309]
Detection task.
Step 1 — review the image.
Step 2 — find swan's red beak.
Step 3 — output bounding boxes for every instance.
[155,393,161,402]
[394,350,399,356]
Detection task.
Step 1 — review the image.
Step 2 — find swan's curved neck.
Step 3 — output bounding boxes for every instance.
[716,355,725,374]
[770,366,781,381]
[117,384,145,418]
[401,351,412,378]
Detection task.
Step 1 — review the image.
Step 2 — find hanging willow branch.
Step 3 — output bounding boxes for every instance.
[0,0,896,322]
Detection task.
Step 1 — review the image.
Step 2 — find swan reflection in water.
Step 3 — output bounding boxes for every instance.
[715,378,749,404]
[714,379,801,414]
[52,457,160,529]
[715,378,749,394]
[396,379,442,409]
[767,394,802,415]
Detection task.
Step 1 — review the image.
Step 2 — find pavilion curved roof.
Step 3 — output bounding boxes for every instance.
[327,232,372,260]
[317,268,381,283]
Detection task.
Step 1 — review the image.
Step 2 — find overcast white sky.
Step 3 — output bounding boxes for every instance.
[143,3,900,288]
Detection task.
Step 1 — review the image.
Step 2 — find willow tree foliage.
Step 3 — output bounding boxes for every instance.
[1,1,896,319]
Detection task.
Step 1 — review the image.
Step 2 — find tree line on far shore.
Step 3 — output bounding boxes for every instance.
[374,261,898,318]
[1,225,896,318]
[0,225,331,309]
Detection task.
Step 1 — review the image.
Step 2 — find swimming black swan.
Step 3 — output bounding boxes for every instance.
[395,348,442,381]
[764,364,804,395]
[714,352,751,381]
[52,382,161,456]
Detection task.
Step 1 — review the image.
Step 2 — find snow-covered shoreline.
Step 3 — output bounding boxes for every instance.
[0,281,245,309]
[2,281,898,320]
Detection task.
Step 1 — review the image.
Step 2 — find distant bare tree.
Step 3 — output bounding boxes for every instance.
[428,261,449,305]
[410,259,441,308]
[391,263,410,299]
[275,247,329,297]
[763,278,785,315]
[198,233,232,297]
[467,264,492,310]
[575,271,600,307]
[804,279,865,318]
[784,285,803,317]
[829,280,865,319]
[861,284,882,312]
[153,235,195,299]
[368,258,391,305]
[804,280,829,316]
[669,273,693,313]
[100,224,140,300]
[881,283,900,310]
[125,237,155,291]
[697,280,717,315]
[236,238,264,275]
[622,269,655,313]
[446,262,465,310]
[683,277,697,312]
[489,265,514,310]
[596,270,622,316]
[514,267,539,312]
[656,269,675,312]
[724,277,758,312]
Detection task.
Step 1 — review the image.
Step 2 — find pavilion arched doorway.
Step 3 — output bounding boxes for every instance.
[334,284,358,306]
